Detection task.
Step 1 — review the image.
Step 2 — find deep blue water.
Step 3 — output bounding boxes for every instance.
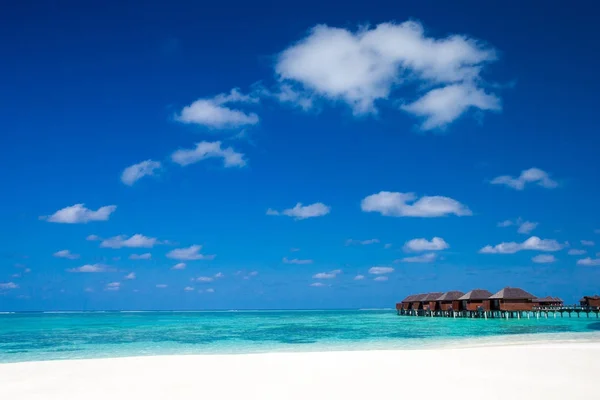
[1,310,599,363]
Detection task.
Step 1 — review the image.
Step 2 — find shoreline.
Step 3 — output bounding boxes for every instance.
[1,338,598,399]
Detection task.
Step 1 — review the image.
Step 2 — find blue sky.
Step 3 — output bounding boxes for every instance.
[1,0,599,311]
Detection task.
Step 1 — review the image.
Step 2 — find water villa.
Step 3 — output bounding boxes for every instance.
[396,287,599,319]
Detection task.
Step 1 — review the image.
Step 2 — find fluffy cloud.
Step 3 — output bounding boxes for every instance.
[67,264,107,273]
[368,266,394,275]
[497,218,537,234]
[267,202,330,219]
[403,237,449,252]
[53,250,80,260]
[275,21,499,129]
[532,254,556,264]
[171,141,246,168]
[399,253,437,263]
[105,282,120,291]
[86,234,100,241]
[313,269,342,279]
[124,272,136,280]
[577,258,600,266]
[479,236,563,254]
[121,160,161,186]
[214,272,224,279]
[129,253,151,260]
[354,275,365,280]
[184,286,195,292]
[568,249,587,256]
[44,204,116,223]
[374,276,389,282]
[581,240,595,246]
[361,191,471,217]
[0,282,18,290]
[101,234,158,249]
[346,238,380,245]
[166,245,215,261]
[171,263,186,270]
[177,88,259,129]
[283,257,313,265]
[490,168,558,190]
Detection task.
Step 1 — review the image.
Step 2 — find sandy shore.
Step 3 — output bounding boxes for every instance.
[2,342,599,399]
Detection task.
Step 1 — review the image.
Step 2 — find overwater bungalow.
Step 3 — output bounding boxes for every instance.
[533,296,563,307]
[580,295,600,309]
[410,294,428,312]
[489,287,536,311]
[457,289,493,311]
[436,291,465,312]
[422,292,444,312]
[397,295,416,312]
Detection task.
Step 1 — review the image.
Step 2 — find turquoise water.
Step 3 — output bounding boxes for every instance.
[1,310,599,363]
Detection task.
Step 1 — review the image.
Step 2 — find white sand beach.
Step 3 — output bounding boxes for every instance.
[1,341,599,400]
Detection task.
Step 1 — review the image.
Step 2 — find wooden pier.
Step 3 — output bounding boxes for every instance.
[396,305,600,319]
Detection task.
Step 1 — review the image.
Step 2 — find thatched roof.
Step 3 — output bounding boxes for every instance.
[410,293,428,302]
[437,291,465,301]
[533,296,554,303]
[458,289,493,301]
[422,292,444,301]
[490,287,535,300]
[553,297,564,303]
[581,295,600,301]
[401,294,414,302]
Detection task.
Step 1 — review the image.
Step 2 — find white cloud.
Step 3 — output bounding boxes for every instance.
[171,141,246,168]
[121,160,161,186]
[497,220,513,227]
[581,240,595,247]
[275,21,498,129]
[53,250,80,260]
[44,204,116,224]
[490,168,558,190]
[532,254,556,264]
[310,282,325,287]
[171,263,186,270]
[177,88,259,129]
[400,253,437,263]
[167,245,215,261]
[267,202,330,219]
[156,284,168,288]
[101,234,158,249]
[86,234,100,241]
[129,253,152,260]
[577,258,600,266]
[361,191,471,217]
[374,276,389,282]
[313,269,342,279]
[214,272,224,279]
[196,276,214,282]
[368,266,394,275]
[0,282,18,290]
[184,286,195,292]
[401,83,500,130]
[568,249,587,256]
[479,236,564,254]
[403,237,448,252]
[124,272,136,280]
[105,282,120,291]
[67,264,107,273]
[283,257,313,265]
[517,221,538,235]
[354,275,365,280]
[346,238,380,245]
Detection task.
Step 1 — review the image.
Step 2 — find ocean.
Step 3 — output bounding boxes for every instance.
[1,310,599,363]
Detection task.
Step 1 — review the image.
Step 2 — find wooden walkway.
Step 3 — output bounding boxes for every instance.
[397,306,600,319]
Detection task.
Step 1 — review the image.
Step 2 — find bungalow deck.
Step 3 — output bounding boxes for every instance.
[396,305,600,319]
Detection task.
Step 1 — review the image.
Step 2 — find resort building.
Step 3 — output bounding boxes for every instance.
[422,292,444,311]
[533,296,564,307]
[489,287,536,311]
[580,295,600,309]
[457,289,493,311]
[436,291,465,312]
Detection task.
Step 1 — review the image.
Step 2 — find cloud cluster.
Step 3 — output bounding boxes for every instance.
[577,258,600,266]
[532,254,556,264]
[361,191,471,217]
[479,236,563,254]
[121,160,161,186]
[172,141,246,168]
[0,282,18,290]
[67,264,107,273]
[167,245,215,261]
[491,168,558,190]
[44,204,116,224]
[267,202,331,219]
[101,234,159,249]
[129,253,152,260]
[497,218,538,234]
[403,237,449,252]
[53,250,80,260]
[368,266,394,275]
[313,269,342,279]
[105,282,120,291]
[275,21,499,129]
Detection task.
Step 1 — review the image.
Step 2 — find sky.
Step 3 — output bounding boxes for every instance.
[1,0,600,311]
